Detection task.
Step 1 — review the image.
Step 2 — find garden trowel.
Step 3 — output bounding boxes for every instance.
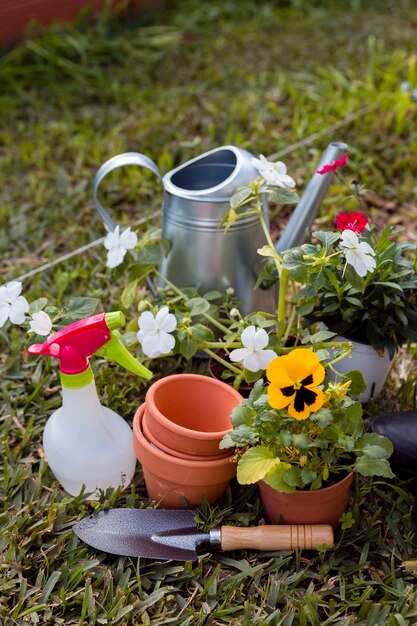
[73,508,334,561]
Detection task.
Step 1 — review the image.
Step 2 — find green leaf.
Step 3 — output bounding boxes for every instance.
[230,403,254,427]
[203,290,223,301]
[29,297,48,313]
[237,446,281,484]
[355,433,393,459]
[292,433,312,448]
[64,297,99,320]
[283,466,304,488]
[179,336,197,359]
[191,324,214,342]
[121,279,138,309]
[263,462,294,493]
[267,187,299,205]
[230,186,253,210]
[257,244,279,259]
[301,468,318,485]
[344,264,364,290]
[354,457,395,478]
[185,297,211,316]
[310,330,337,343]
[312,408,333,428]
[345,370,367,397]
[313,230,340,247]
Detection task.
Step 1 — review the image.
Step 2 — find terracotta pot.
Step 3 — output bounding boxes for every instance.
[133,405,237,508]
[144,374,243,456]
[142,413,231,462]
[258,472,354,528]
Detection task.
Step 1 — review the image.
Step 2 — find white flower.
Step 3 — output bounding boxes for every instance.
[0,281,30,327]
[29,311,53,336]
[339,229,376,277]
[104,225,138,269]
[229,325,276,372]
[251,155,296,189]
[137,306,177,358]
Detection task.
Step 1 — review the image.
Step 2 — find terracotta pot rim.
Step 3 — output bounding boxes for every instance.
[142,412,231,461]
[259,471,354,497]
[145,373,242,440]
[134,405,236,468]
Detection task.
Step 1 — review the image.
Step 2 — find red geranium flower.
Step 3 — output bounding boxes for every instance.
[335,211,368,233]
[316,154,348,175]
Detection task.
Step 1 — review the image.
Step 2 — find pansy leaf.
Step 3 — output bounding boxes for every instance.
[354,457,395,478]
[283,466,304,488]
[292,433,312,449]
[355,433,393,458]
[237,446,281,484]
[300,468,318,485]
[312,408,334,428]
[263,462,294,493]
[230,403,255,427]
[344,371,367,397]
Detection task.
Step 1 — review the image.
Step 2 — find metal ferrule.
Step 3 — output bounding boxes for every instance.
[209,528,222,550]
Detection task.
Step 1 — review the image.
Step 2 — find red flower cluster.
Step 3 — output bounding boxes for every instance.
[335,211,368,233]
[316,154,348,175]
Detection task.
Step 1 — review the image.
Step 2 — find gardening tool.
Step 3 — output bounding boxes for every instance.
[93,142,347,313]
[28,312,152,498]
[73,508,334,560]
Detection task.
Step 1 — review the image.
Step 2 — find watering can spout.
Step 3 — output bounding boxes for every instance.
[275,141,348,252]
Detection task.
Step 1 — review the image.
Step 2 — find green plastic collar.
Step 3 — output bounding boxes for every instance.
[61,365,94,389]
[105,311,125,331]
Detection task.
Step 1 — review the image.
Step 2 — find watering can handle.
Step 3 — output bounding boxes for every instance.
[93,152,163,232]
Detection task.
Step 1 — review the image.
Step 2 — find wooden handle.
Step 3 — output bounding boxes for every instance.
[220,525,334,551]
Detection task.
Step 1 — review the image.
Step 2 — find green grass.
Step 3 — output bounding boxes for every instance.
[2,1,417,623]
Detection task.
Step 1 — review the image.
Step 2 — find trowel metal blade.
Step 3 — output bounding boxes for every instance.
[73,508,210,561]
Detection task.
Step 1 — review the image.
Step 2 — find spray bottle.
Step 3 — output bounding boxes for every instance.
[29,311,152,498]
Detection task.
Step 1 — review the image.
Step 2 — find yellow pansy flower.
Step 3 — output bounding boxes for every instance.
[266,348,325,420]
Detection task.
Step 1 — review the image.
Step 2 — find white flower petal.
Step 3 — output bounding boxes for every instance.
[29,311,53,335]
[155,331,176,355]
[340,229,358,249]
[240,325,257,348]
[243,352,265,372]
[0,303,10,327]
[103,229,120,250]
[9,296,29,324]
[138,311,158,331]
[357,241,376,256]
[106,246,126,268]
[255,349,277,370]
[344,250,376,277]
[138,332,159,357]
[119,228,137,250]
[229,347,251,363]
[4,281,23,302]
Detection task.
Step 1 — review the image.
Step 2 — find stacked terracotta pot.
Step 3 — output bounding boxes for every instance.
[133,374,242,507]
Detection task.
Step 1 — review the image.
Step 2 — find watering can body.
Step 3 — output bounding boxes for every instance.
[94,142,348,314]
[94,145,276,314]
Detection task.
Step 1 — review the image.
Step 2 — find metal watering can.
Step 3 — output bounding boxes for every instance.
[94,142,347,314]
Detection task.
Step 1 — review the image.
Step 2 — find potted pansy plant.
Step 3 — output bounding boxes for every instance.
[219,346,394,527]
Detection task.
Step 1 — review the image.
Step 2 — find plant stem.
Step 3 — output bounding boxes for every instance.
[277,268,288,340]
[204,348,243,376]
[155,270,230,334]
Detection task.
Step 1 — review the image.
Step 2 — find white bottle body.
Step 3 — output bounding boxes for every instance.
[43,379,136,498]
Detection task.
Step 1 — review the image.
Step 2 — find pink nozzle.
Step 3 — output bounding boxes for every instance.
[28,313,111,374]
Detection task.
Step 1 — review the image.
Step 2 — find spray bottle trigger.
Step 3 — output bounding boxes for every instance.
[96,330,152,380]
